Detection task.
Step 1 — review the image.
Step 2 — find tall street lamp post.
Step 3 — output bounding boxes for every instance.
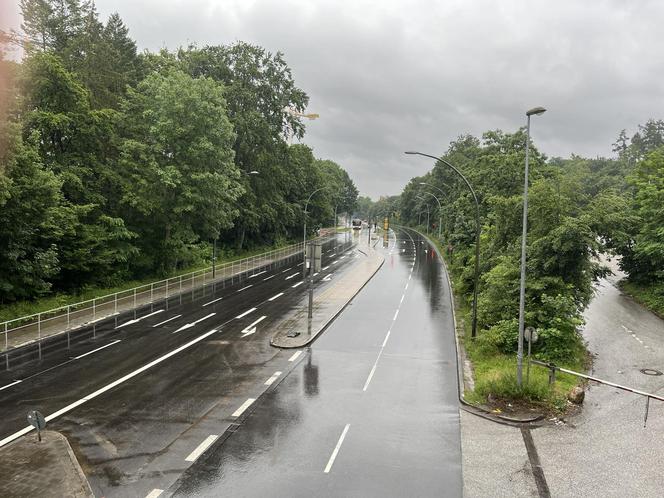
[517,106,546,387]
[406,151,481,338]
[416,196,431,235]
[420,182,446,240]
[419,189,442,240]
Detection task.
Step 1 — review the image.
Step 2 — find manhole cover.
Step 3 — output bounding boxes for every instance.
[640,368,663,376]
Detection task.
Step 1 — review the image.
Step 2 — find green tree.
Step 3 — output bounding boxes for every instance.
[118,68,242,273]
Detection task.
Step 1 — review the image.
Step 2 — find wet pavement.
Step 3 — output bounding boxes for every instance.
[169,227,462,497]
[0,235,363,497]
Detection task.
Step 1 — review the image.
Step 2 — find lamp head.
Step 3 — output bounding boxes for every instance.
[526,106,546,117]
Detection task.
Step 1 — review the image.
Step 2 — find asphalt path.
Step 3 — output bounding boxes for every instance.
[169,227,462,497]
[0,234,360,496]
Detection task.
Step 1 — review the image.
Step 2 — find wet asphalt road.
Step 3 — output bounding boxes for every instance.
[0,228,462,497]
[169,227,462,497]
[0,235,358,496]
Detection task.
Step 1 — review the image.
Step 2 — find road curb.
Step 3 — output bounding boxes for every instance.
[270,249,385,349]
[401,227,545,427]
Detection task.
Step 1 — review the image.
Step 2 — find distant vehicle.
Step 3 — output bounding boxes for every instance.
[352,219,362,230]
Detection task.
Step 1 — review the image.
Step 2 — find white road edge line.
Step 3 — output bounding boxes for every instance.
[265,371,282,386]
[232,398,256,417]
[153,314,182,327]
[236,307,257,319]
[289,351,303,362]
[0,328,219,448]
[145,489,164,498]
[393,309,399,321]
[0,380,22,392]
[268,292,284,301]
[324,424,350,473]
[202,297,223,307]
[73,340,121,360]
[248,270,267,278]
[185,435,219,462]
[292,281,303,288]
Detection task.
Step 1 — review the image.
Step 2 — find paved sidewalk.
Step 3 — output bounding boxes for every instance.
[271,246,384,348]
[0,430,93,498]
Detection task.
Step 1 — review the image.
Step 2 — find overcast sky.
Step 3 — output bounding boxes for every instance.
[4,0,664,198]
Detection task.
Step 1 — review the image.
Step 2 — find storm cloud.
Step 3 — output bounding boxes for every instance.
[7,0,664,197]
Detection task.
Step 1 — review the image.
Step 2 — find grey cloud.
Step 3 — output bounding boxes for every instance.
[83,0,664,197]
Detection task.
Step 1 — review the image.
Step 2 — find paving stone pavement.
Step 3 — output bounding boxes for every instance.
[0,430,93,498]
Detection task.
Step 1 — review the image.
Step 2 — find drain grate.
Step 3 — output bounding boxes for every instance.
[640,368,663,376]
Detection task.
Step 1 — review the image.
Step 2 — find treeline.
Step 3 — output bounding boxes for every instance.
[0,1,357,304]
[398,120,664,362]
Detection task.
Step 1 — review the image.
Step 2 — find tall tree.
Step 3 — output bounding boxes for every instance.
[118,68,243,272]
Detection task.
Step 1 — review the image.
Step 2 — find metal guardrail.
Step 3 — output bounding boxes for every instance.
[530,359,663,427]
[1,235,336,354]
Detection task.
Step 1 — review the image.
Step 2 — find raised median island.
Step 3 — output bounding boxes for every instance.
[271,244,384,348]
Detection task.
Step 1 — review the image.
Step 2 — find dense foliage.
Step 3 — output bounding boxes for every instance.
[397,120,664,362]
[0,0,358,304]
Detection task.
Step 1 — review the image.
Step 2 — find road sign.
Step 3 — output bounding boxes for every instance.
[27,410,46,442]
[525,326,538,343]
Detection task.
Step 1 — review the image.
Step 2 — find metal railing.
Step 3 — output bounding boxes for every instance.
[1,235,337,354]
[531,359,663,427]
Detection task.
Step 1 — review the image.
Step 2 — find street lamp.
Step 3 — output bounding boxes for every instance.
[416,196,431,235]
[517,106,547,387]
[406,151,481,338]
[418,189,442,240]
[302,187,327,277]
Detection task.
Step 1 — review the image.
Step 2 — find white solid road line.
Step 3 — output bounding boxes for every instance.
[236,307,256,319]
[248,270,267,278]
[268,292,284,301]
[202,297,223,307]
[232,398,256,417]
[145,489,163,498]
[0,380,22,392]
[116,309,164,329]
[263,274,276,281]
[265,371,282,386]
[285,272,299,280]
[237,284,253,292]
[73,340,121,360]
[153,314,182,327]
[0,328,219,449]
[288,351,303,362]
[241,316,267,335]
[393,309,399,321]
[292,281,303,288]
[173,313,216,333]
[185,435,219,462]
[324,424,351,473]
[400,294,405,304]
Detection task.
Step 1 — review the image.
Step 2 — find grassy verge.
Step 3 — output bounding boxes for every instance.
[0,241,295,323]
[619,280,664,318]
[425,230,586,414]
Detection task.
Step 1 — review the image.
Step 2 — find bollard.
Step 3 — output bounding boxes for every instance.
[548,364,556,386]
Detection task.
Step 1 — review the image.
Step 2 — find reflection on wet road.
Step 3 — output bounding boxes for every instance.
[171,227,462,497]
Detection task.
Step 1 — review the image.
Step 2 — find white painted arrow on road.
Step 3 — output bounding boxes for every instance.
[323,274,333,282]
[116,309,164,329]
[173,313,216,333]
[241,316,267,337]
